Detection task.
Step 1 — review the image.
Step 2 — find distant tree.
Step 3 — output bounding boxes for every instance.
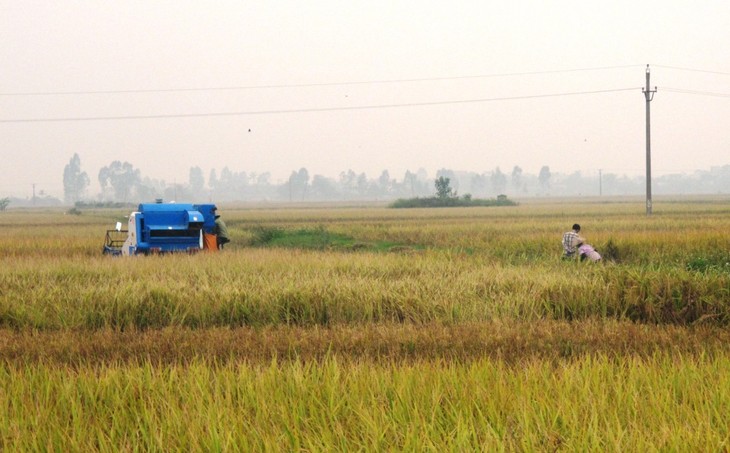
[339,169,358,199]
[602,173,618,195]
[377,170,392,197]
[208,169,218,192]
[491,167,507,194]
[0,197,9,211]
[287,171,297,201]
[310,175,339,199]
[62,153,90,204]
[538,165,552,190]
[136,177,165,201]
[164,182,192,202]
[511,166,523,191]
[297,168,309,200]
[256,172,272,186]
[436,168,459,193]
[219,167,234,193]
[245,172,261,187]
[98,161,141,202]
[403,170,418,197]
[189,166,205,197]
[287,168,310,201]
[435,176,456,199]
[470,173,487,197]
[356,172,368,198]
[563,171,590,195]
[215,166,249,199]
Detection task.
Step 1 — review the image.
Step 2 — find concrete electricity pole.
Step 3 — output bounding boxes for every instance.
[643,65,657,215]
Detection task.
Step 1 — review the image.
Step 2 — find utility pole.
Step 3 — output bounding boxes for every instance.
[598,169,602,197]
[32,183,36,205]
[643,64,657,215]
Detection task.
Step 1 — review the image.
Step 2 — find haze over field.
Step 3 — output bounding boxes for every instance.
[2,1,729,199]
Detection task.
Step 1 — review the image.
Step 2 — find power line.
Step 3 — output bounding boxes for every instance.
[0,87,640,123]
[662,87,730,98]
[653,64,730,77]
[0,65,642,97]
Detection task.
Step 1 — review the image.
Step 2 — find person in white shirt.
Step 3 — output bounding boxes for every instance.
[562,223,585,259]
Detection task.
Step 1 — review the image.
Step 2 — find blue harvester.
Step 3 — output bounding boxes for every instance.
[103,201,218,256]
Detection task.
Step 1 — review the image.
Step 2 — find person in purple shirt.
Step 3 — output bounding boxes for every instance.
[578,242,602,262]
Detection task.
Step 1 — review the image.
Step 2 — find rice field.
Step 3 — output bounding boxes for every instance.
[1,198,729,450]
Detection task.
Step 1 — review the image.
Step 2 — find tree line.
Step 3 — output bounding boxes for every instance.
[44,153,730,205]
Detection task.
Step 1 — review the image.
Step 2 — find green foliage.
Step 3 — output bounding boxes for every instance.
[249,225,285,245]
[257,226,347,250]
[686,253,730,273]
[434,176,455,199]
[249,226,415,252]
[0,197,9,211]
[390,195,517,208]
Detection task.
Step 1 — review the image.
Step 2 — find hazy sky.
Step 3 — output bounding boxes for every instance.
[2,1,729,198]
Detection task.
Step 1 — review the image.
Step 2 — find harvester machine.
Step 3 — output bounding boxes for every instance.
[103,201,218,256]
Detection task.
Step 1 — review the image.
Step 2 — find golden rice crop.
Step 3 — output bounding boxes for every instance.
[1,354,729,451]
[1,199,729,450]
[2,247,728,329]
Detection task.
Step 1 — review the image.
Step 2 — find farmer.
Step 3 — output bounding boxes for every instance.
[577,242,602,262]
[562,223,585,259]
[213,211,230,250]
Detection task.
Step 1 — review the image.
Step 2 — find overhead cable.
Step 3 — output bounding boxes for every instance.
[653,65,730,77]
[0,65,642,97]
[0,87,641,123]
[661,87,730,98]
